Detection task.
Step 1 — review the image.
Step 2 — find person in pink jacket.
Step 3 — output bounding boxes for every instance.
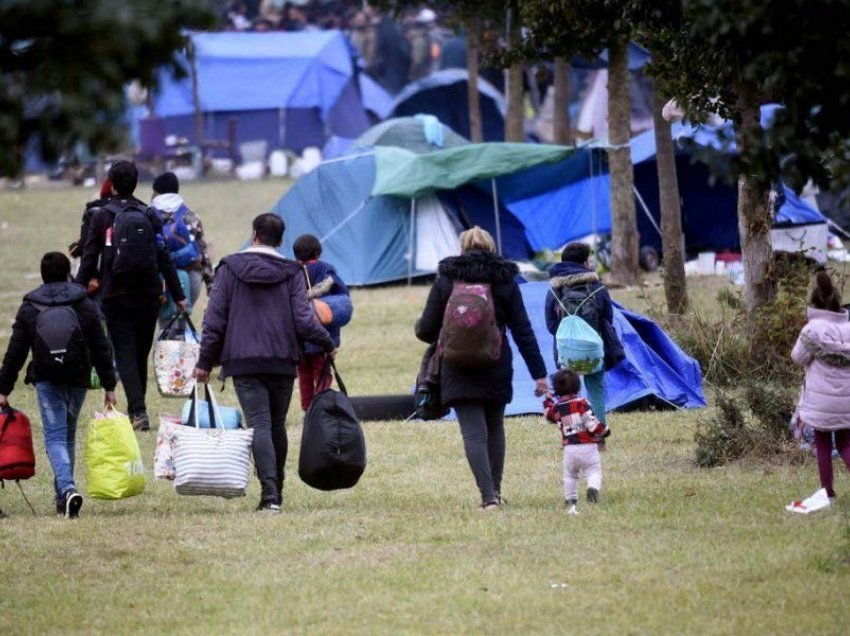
[791,271,850,503]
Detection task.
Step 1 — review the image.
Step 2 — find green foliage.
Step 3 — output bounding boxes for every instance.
[680,255,816,467]
[664,254,811,388]
[0,0,216,177]
[654,0,850,191]
[694,394,754,467]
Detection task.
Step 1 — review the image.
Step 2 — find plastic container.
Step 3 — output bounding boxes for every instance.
[269,150,288,177]
[697,251,716,275]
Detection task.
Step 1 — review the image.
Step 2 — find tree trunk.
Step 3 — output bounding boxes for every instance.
[466,25,483,143]
[505,5,524,142]
[652,85,688,314]
[736,97,775,348]
[607,36,640,286]
[553,57,572,145]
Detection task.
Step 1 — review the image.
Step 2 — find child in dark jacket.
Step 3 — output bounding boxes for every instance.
[0,252,117,519]
[293,234,351,410]
[543,369,609,512]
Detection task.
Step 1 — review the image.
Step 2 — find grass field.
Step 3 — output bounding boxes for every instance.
[2,180,850,635]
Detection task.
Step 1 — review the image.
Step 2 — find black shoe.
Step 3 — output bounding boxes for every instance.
[0,507,7,519]
[480,499,500,511]
[63,490,83,519]
[256,500,281,514]
[131,412,151,431]
[586,488,599,504]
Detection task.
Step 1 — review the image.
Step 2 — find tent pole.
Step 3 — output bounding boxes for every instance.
[491,178,502,255]
[408,198,416,286]
[633,184,662,238]
[187,37,203,146]
[590,151,598,259]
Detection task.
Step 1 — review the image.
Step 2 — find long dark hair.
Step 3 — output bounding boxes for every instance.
[810,270,842,312]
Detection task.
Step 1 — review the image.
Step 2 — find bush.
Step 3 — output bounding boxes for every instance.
[694,394,754,468]
[694,383,796,468]
[674,254,822,467]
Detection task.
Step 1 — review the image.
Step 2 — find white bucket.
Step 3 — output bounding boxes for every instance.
[697,251,716,275]
[269,150,288,177]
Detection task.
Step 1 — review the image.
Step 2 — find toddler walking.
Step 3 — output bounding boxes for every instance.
[543,369,609,513]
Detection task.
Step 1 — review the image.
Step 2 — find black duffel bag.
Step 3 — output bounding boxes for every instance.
[299,360,366,491]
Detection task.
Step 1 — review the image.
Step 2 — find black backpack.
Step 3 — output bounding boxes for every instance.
[557,283,602,333]
[31,303,90,384]
[110,203,158,278]
[298,362,366,491]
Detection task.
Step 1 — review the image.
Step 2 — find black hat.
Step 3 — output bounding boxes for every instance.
[152,171,179,194]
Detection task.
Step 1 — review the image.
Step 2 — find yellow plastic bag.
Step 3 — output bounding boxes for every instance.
[85,408,146,500]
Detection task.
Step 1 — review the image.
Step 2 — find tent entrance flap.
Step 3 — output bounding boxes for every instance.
[415,194,461,272]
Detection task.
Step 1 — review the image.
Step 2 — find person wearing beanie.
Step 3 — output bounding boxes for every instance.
[150,172,215,318]
[544,242,624,426]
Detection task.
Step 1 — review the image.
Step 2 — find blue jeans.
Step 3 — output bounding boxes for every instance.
[35,382,87,504]
[582,370,607,424]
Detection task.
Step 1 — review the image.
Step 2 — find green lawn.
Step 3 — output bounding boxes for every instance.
[1,180,850,635]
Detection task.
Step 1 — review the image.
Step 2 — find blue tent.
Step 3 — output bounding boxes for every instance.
[506,282,706,416]
[390,69,507,142]
[629,115,828,254]
[499,107,828,256]
[150,31,370,153]
[272,143,597,285]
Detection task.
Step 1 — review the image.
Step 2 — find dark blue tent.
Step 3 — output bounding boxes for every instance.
[629,114,828,254]
[506,282,706,416]
[150,31,370,153]
[390,69,507,142]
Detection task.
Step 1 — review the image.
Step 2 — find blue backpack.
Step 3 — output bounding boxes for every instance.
[551,285,604,375]
[162,205,201,268]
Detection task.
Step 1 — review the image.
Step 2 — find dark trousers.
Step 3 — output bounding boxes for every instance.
[815,430,850,498]
[454,401,506,505]
[233,374,295,504]
[102,296,160,416]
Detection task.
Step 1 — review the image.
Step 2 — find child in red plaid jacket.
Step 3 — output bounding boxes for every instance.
[543,369,609,509]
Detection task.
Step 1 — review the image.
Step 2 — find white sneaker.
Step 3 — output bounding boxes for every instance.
[786,488,832,514]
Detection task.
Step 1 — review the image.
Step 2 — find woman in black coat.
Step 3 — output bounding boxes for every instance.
[415,227,548,509]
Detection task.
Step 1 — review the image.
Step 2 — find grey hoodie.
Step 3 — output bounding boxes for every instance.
[197,247,334,378]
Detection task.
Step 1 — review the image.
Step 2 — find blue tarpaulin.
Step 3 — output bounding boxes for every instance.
[506,282,706,416]
[150,31,370,152]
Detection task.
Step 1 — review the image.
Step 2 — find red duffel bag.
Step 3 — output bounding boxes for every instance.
[0,405,35,481]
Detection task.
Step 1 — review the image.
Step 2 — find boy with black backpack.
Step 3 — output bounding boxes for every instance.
[76,161,187,430]
[0,252,117,518]
[544,242,624,425]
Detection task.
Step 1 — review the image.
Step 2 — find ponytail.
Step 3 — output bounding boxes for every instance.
[810,270,842,312]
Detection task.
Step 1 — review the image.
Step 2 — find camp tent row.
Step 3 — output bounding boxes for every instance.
[273,142,608,285]
[149,30,375,153]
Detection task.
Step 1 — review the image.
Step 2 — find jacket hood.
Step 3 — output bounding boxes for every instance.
[223,251,298,285]
[151,193,185,217]
[549,262,600,290]
[801,307,850,366]
[24,282,88,306]
[438,251,519,284]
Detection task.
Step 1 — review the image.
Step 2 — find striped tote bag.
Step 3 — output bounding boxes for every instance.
[172,384,253,498]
